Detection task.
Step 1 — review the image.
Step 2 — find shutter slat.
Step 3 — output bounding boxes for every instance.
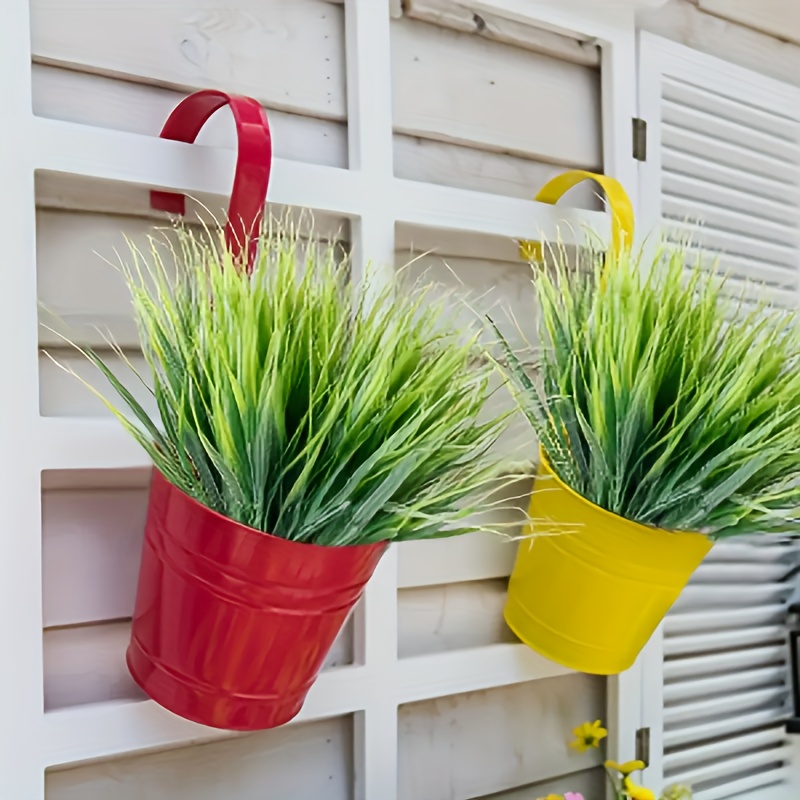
[673,584,792,610]
[662,99,798,163]
[689,562,793,584]
[663,686,789,724]
[664,625,787,656]
[663,644,787,680]
[663,727,787,771]
[662,150,797,207]
[662,171,797,226]
[662,193,798,247]
[665,605,787,635]
[692,766,792,800]
[668,743,794,787]
[663,666,787,704]
[664,705,790,748]
[705,541,797,563]
[662,76,800,136]
[664,219,797,269]
[662,124,796,184]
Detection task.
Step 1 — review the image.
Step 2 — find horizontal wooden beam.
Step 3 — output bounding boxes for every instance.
[42,643,571,767]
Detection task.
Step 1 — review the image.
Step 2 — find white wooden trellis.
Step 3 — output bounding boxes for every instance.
[0,1,650,798]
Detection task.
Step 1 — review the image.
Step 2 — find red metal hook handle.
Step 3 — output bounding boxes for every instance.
[150,89,272,271]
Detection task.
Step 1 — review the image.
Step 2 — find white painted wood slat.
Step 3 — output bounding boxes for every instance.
[663,667,789,704]
[398,533,517,588]
[664,705,792,750]
[30,0,349,121]
[673,583,793,610]
[661,171,798,227]
[695,1,800,49]
[663,686,790,725]
[673,745,794,790]
[665,605,788,635]
[693,767,793,800]
[664,624,788,657]
[30,0,603,169]
[32,117,609,246]
[403,0,601,66]
[390,17,601,167]
[663,645,788,681]
[663,727,787,772]
[690,561,792,583]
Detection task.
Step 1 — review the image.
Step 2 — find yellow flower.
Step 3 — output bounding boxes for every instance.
[535,795,563,800]
[569,719,608,752]
[605,759,646,776]
[624,776,656,800]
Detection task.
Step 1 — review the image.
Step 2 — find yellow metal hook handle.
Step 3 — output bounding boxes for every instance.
[519,170,634,262]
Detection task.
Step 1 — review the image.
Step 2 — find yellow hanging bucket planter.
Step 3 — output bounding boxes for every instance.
[505,450,712,675]
[505,171,713,675]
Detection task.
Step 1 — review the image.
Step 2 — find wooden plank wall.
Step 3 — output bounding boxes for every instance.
[32,1,606,797]
[694,0,800,49]
[638,0,800,86]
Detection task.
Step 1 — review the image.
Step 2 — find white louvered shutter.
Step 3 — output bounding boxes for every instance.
[636,32,800,800]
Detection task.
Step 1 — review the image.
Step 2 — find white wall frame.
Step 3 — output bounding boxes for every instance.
[0,1,648,798]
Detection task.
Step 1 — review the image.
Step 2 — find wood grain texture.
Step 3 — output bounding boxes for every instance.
[44,622,145,709]
[639,0,800,87]
[477,768,604,800]
[695,0,800,47]
[42,483,149,627]
[31,2,601,165]
[46,716,354,800]
[36,65,598,205]
[398,579,517,658]
[391,17,602,167]
[33,64,349,167]
[398,675,606,800]
[395,135,603,202]
[34,64,599,203]
[405,0,601,65]
[31,0,347,119]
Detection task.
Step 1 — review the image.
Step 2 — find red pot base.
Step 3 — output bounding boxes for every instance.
[126,639,306,731]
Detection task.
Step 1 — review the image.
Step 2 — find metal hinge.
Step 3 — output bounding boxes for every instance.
[632,117,647,162]
[636,727,651,767]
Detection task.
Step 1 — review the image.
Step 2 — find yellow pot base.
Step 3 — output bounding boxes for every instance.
[505,593,637,676]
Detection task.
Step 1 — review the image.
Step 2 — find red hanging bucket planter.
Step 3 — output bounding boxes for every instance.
[126,90,387,730]
[127,471,385,730]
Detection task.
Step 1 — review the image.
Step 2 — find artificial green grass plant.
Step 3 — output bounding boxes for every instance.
[492,242,800,539]
[52,221,511,545]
